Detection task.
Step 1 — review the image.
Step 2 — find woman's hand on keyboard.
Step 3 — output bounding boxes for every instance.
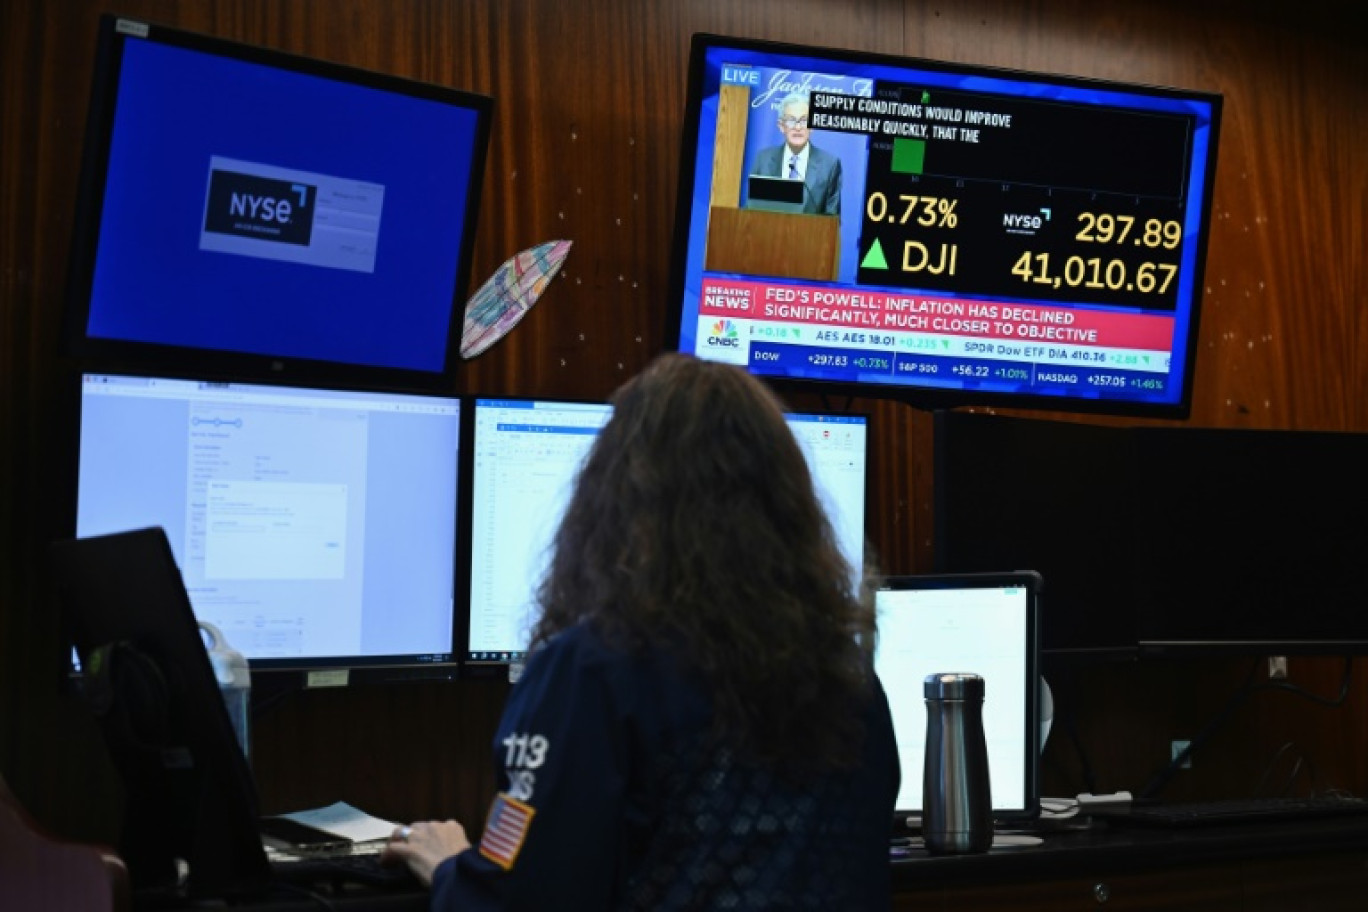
[382,819,471,886]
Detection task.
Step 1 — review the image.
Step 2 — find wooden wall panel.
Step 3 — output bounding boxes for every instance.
[3,0,1364,846]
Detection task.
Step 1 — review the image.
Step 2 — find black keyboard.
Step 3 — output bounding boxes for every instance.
[1099,795,1368,827]
[271,847,416,887]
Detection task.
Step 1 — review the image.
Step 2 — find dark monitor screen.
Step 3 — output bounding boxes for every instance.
[50,527,271,898]
[933,409,1137,658]
[1132,427,1368,656]
[935,410,1368,657]
[747,174,806,213]
[73,372,462,674]
[64,15,492,389]
[465,397,870,663]
[667,33,1222,418]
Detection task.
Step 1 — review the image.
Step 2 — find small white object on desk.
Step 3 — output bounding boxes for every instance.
[1076,790,1134,807]
[278,801,399,844]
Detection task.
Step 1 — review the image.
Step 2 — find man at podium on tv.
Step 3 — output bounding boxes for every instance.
[749,92,843,217]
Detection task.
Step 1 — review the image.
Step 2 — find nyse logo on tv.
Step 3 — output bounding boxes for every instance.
[204,170,316,246]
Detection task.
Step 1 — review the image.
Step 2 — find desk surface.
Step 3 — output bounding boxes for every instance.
[132,815,1368,909]
[892,812,1368,888]
[133,884,426,912]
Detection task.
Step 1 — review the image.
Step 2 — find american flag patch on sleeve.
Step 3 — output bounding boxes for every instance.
[478,792,536,870]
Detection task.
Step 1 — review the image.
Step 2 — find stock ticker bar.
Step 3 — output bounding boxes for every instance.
[698,278,1173,398]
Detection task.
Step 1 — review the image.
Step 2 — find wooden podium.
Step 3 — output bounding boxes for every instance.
[704,206,840,282]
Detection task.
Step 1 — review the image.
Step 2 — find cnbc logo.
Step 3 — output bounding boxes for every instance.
[204,169,316,246]
[707,319,740,348]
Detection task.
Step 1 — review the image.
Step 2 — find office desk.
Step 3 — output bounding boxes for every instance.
[131,816,1368,910]
[892,814,1368,910]
[133,883,426,911]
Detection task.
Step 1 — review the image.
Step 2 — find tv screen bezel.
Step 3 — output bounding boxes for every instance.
[62,14,494,394]
[665,32,1223,420]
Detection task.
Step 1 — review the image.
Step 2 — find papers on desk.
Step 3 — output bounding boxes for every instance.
[278,801,399,844]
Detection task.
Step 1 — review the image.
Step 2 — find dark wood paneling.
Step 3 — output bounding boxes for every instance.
[3,0,1365,847]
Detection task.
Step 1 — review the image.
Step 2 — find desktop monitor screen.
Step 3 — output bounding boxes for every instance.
[63,15,492,389]
[1130,427,1368,656]
[874,572,1041,828]
[466,397,869,663]
[667,33,1222,418]
[935,412,1368,658]
[73,372,462,674]
[932,409,1137,658]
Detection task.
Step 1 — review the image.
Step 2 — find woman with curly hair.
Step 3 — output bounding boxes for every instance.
[387,354,899,910]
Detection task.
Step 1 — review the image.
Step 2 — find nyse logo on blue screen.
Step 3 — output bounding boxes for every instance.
[199,156,383,274]
[204,170,316,246]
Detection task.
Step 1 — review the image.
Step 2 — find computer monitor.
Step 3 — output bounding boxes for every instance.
[73,372,462,675]
[50,527,272,899]
[934,411,1368,658]
[1130,427,1368,656]
[747,175,807,214]
[667,33,1222,418]
[465,397,869,663]
[933,409,1137,658]
[465,398,612,662]
[874,572,1041,829]
[63,15,492,390]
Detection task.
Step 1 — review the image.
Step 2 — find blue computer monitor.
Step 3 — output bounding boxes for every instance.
[73,372,462,674]
[63,15,492,390]
[465,397,869,662]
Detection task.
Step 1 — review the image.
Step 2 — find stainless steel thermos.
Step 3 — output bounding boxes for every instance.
[922,672,993,854]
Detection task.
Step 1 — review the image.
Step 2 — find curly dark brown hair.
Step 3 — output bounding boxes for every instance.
[530,354,878,771]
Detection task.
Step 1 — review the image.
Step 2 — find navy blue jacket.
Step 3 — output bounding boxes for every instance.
[431,623,900,911]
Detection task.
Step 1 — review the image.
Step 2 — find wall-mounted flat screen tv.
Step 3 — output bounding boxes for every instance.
[667,34,1222,418]
[63,15,492,391]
